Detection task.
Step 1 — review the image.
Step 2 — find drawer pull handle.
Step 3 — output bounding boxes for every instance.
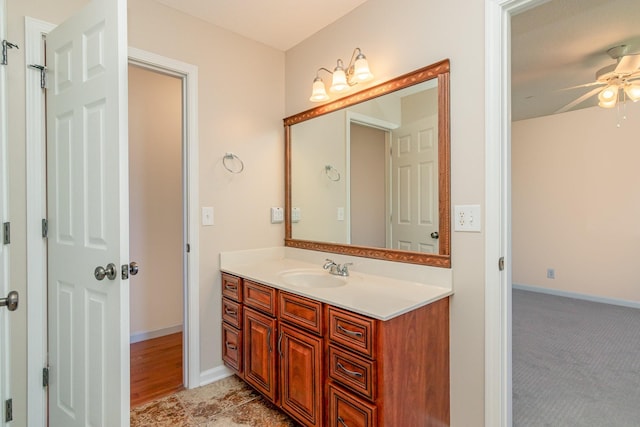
[337,324,363,338]
[224,307,237,315]
[225,342,237,350]
[337,362,363,378]
[337,416,349,427]
[225,283,237,291]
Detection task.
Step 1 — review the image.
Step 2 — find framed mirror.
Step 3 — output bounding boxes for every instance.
[284,59,450,267]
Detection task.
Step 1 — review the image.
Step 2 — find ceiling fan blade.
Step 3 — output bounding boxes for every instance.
[614,54,640,74]
[554,86,604,114]
[559,81,603,91]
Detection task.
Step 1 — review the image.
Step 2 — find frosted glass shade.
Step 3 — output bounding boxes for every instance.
[624,83,640,102]
[330,67,348,93]
[353,55,373,82]
[309,77,329,102]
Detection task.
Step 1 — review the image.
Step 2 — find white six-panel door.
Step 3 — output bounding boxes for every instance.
[391,115,439,253]
[46,0,129,425]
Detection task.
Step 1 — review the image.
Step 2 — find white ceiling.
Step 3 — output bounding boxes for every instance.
[152,0,369,51]
[512,0,640,120]
[152,0,640,121]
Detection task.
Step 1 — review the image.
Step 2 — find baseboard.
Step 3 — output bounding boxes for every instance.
[513,283,640,310]
[199,365,234,387]
[130,324,183,344]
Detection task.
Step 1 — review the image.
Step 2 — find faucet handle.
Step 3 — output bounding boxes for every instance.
[338,262,353,276]
[323,259,336,270]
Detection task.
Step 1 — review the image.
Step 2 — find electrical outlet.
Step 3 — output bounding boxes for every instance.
[454,205,481,232]
[547,268,555,279]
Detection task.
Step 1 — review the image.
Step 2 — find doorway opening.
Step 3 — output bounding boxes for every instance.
[128,64,185,407]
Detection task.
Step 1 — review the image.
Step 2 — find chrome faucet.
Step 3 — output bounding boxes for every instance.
[323,259,352,276]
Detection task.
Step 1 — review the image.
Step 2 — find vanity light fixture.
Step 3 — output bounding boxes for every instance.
[309,48,373,102]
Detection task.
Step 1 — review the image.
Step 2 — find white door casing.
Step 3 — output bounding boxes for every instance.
[46,0,129,425]
[0,0,11,425]
[390,116,439,253]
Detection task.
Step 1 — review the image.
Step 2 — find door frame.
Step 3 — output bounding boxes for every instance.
[25,19,200,425]
[484,0,547,426]
[0,1,11,425]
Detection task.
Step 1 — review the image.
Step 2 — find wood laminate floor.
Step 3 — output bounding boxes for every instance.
[130,332,184,408]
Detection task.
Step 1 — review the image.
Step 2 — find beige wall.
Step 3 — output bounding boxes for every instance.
[128,65,183,337]
[513,102,640,302]
[285,0,487,425]
[6,0,284,424]
[7,0,488,425]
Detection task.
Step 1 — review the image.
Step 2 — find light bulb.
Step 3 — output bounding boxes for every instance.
[353,53,373,82]
[598,84,618,103]
[330,60,348,93]
[624,83,640,102]
[309,77,329,102]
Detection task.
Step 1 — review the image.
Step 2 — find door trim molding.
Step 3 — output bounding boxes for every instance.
[25,16,55,427]
[25,21,201,425]
[127,46,201,390]
[484,0,547,426]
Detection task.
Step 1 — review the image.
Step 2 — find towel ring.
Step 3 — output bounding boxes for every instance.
[223,153,244,174]
[325,165,340,182]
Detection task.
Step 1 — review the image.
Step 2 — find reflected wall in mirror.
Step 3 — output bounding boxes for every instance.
[285,60,450,267]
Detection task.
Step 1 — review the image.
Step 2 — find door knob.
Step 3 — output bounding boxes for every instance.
[94,263,117,281]
[0,291,18,311]
[431,231,439,239]
[129,262,139,276]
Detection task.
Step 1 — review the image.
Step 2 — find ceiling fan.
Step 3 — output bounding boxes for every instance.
[555,45,640,114]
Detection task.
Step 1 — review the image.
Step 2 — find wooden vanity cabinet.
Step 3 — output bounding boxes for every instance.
[327,299,450,427]
[278,291,325,427]
[221,273,243,376]
[221,273,450,427]
[243,280,278,403]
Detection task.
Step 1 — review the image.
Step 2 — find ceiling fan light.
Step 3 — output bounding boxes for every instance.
[598,84,619,103]
[598,98,617,109]
[624,83,640,102]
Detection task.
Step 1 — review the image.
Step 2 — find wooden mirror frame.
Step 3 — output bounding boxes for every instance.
[284,59,450,267]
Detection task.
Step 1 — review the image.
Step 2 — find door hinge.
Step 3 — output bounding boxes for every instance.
[498,256,505,271]
[28,64,48,89]
[186,243,190,253]
[43,366,50,387]
[42,218,48,238]
[1,40,19,65]
[3,222,9,245]
[4,398,12,422]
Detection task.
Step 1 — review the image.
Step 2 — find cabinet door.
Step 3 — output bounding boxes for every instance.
[279,324,323,427]
[244,307,277,402]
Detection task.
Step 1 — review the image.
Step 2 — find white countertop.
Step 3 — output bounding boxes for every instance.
[220,248,452,321]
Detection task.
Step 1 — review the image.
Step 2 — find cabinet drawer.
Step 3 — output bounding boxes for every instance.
[328,306,376,359]
[222,297,242,329]
[279,291,323,335]
[328,345,376,401]
[222,323,242,375]
[221,273,243,302]
[244,280,277,316]
[328,384,377,427]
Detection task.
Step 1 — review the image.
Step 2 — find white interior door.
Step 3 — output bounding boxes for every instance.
[390,115,439,253]
[46,0,129,425]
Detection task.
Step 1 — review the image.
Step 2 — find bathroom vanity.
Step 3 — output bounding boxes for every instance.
[220,249,452,427]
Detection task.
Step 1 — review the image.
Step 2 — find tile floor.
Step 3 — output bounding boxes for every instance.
[130,375,299,426]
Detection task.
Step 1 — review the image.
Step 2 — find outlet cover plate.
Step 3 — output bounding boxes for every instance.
[454,204,481,232]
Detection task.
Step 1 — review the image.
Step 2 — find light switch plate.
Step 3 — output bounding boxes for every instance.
[202,207,214,226]
[454,204,481,232]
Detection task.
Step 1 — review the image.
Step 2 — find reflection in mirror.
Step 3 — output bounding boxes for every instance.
[285,60,450,267]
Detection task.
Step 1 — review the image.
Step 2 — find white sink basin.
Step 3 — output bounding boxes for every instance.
[279,269,347,288]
